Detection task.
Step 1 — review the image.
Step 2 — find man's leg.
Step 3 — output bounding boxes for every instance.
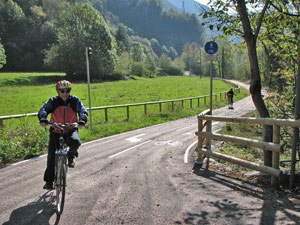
[43,132,58,189]
[66,131,81,167]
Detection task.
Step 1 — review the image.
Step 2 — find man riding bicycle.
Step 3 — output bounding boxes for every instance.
[227,88,234,109]
[38,80,88,190]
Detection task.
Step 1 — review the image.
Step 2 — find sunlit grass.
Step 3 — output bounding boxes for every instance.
[0,73,250,165]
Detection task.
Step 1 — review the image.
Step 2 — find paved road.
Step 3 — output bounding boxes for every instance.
[1,81,299,225]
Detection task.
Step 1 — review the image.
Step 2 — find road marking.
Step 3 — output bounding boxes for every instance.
[176,124,197,132]
[12,154,47,166]
[184,140,197,164]
[108,140,152,158]
[155,140,182,147]
[126,134,146,143]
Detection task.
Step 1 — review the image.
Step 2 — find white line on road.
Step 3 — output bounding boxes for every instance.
[184,140,197,164]
[12,154,47,166]
[126,133,146,143]
[183,127,223,163]
[108,140,152,158]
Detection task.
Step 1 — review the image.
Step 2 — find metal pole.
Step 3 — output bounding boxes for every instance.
[86,47,92,132]
[210,60,213,115]
[206,59,213,170]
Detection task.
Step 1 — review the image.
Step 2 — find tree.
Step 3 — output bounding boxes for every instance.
[151,38,163,57]
[159,54,183,76]
[115,24,130,54]
[131,42,144,62]
[202,0,273,166]
[181,42,202,75]
[162,45,169,56]
[44,2,116,80]
[0,0,26,71]
[0,41,6,69]
[169,47,178,60]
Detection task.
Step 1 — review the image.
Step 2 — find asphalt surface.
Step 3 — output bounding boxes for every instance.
[1,80,299,225]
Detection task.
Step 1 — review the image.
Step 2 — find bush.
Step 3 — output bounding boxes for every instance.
[131,62,149,77]
[0,121,48,166]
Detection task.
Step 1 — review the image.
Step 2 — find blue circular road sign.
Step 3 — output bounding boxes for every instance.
[205,41,218,55]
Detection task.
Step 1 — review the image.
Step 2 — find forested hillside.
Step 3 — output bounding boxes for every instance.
[104,0,205,53]
[0,0,206,80]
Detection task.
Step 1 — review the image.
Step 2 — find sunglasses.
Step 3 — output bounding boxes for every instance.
[59,89,71,93]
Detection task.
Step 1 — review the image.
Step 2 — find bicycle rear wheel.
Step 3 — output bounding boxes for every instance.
[55,161,67,215]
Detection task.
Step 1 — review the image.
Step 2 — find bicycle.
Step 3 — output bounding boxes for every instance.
[47,122,78,215]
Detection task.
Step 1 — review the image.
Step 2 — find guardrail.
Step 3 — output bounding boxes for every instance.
[0,87,240,129]
[195,113,300,186]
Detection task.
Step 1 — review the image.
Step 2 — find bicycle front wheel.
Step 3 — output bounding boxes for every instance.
[56,162,67,215]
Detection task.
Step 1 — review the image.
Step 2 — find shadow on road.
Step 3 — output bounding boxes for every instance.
[2,191,61,225]
[174,163,300,225]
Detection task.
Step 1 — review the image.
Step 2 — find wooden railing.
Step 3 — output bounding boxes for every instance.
[195,113,300,186]
[0,87,240,129]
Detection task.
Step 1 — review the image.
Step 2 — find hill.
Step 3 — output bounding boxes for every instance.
[164,0,209,14]
[104,0,206,53]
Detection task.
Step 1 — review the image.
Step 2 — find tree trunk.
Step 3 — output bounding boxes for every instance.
[237,0,273,166]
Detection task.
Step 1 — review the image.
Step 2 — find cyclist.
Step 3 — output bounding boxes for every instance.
[227,88,234,109]
[38,80,88,190]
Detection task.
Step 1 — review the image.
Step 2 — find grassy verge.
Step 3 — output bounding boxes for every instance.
[215,111,299,172]
[0,73,249,166]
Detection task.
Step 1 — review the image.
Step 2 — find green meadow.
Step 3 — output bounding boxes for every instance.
[0,73,249,165]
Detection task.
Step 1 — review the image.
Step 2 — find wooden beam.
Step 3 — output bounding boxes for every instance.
[195,131,281,152]
[197,115,300,127]
[196,147,281,177]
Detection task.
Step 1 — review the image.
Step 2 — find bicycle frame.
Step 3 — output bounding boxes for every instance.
[47,122,78,215]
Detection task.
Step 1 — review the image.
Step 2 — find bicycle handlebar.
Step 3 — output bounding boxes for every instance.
[47,122,79,130]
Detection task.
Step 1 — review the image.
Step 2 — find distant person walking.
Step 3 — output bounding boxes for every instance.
[227,88,234,109]
[38,80,88,190]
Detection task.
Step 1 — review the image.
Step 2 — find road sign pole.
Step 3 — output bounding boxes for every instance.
[204,41,218,169]
[210,60,213,116]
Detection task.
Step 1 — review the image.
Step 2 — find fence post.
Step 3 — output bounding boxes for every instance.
[204,96,206,105]
[144,104,147,115]
[197,117,203,161]
[205,117,212,170]
[159,103,162,112]
[190,99,192,108]
[198,98,200,107]
[105,108,108,122]
[272,124,280,186]
[127,106,130,120]
[182,100,184,108]
[172,102,174,111]
[0,119,3,129]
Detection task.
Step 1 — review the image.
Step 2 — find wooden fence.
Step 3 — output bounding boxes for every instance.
[0,87,240,129]
[195,112,300,186]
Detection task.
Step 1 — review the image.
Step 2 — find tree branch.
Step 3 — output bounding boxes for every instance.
[254,0,271,40]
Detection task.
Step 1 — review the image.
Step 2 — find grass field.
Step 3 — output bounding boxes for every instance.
[217,111,299,171]
[0,73,249,165]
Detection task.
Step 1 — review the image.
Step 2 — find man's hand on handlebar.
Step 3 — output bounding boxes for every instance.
[40,122,48,127]
[78,120,85,128]
[40,119,49,128]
